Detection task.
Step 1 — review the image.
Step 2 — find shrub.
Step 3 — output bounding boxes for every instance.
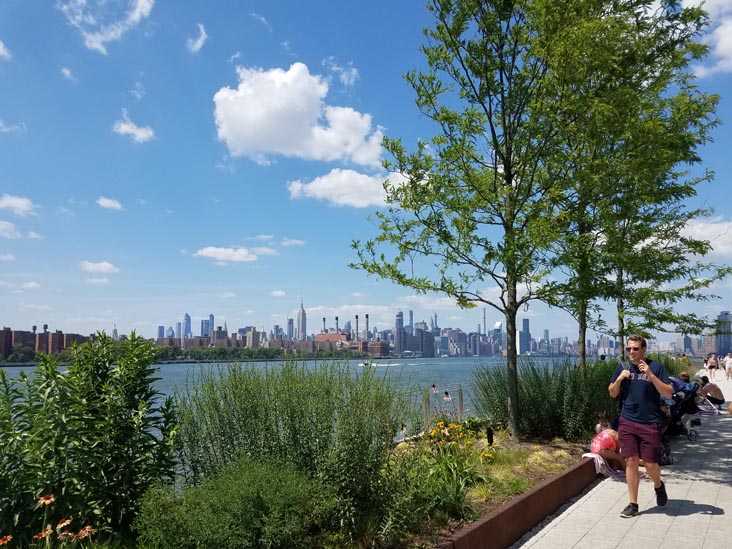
[472,358,617,440]
[0,333,176,544]
[136,456,338,549]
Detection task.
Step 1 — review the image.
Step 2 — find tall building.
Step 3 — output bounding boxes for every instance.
[408,310,414,336]
[157,325,165,339]
[200,319,210,338]
[209,314,215,337]
[519,318,531,355]
[175,322,182,339]
[716,311,732,355]
[286,318,294,341]
[183,313,192,338]
[296,299,307,340]
[394,311,405,355]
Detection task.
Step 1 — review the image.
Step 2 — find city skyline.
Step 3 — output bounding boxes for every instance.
[2,1,732,342]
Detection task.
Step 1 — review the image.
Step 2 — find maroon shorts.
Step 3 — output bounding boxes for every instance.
[618,417,662,463]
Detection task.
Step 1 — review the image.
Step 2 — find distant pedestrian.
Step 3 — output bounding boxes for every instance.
[724,352,732,380]
[609,335,672,518]
[708,354,719,380]
[599,354,606,363]
[443,391,451,402]
[432,384,438,394]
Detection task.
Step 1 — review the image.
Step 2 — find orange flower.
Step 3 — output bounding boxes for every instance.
[0,535,13,546]
[37,494,56,506]
[56,518,72,530]
[74,525,96,540]
[32,529,53,540]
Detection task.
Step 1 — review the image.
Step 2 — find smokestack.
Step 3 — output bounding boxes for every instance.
[335,316,339,333]
[355,315,359,341]
[365,314,369,341]
[322,317,326,333]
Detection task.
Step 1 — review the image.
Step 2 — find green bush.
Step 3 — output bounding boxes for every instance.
[136,456,339,549]
[472,358,617,440]
[174,360,420,543]
[0,333,176,544]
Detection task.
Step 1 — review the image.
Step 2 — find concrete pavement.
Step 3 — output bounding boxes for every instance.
[512,371,732,549]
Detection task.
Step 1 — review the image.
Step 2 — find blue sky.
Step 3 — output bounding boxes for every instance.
[1,0,732,342]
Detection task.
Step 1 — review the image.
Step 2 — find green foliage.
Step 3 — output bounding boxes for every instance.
[0,333,176,544]
[473,358,616,440]
[175,360,419,543]
[135,456,338,549]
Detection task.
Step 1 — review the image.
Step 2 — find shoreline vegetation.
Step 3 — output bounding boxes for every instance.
[1,333,683,547]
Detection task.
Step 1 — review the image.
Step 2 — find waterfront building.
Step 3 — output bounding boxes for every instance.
[394,311,405,355]
[157,325,165,339]
[165,326,175,338]
[519,318,531,355]
[183,313,192,338]
[287,318,294,341]
[209,314,214,337]
[0,327,11,359]
[200,319,210,338]
[175,322,181,339]
[716,311,732,355]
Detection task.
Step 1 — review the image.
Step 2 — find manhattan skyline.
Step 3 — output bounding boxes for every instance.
[2,1,732,341]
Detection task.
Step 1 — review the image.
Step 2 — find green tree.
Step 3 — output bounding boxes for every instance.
[352,0,621,436]
[544,0,726,363]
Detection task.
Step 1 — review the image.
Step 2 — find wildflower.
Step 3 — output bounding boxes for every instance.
[33,529,53,540]
[74,525,96,540]
[0,535,12,546]
[56,518,72,530]
[37,494,56,506]
[57,531,74,541]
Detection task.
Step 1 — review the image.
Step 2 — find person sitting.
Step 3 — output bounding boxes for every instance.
[591,428,625,471]
[699,376,725,407]
[595,410,611,434]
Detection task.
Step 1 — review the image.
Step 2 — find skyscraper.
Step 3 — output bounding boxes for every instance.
[296,299,307,340]
[157,325,164,339]
[183,313,192,338]
[716,310,732,355]
[209,314,215,337]
[394,311,405,355]
[286,318,294,341]
[519,318,531,355]
[201,319,210,338]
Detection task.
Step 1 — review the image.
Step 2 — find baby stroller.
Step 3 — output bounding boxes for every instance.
[663,378,703,441]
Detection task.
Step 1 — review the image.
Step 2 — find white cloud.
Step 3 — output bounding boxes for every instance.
[193,246,258,263]
[322,56,360,87]
[213,62,383,167]
[58,0,155,55]
[22,281,40,290]
[131,80,146,100]
[186,23,208,53]
[97,196,123,210]
[683,217,732,259]
[249,12,272,31]
[217,291,236,299]
[80,260,120,273]
[281,238,306,247]
[0,253,14,261]
[19,303,52,312]
[27,231,43,239]
[685,0,732,77]
[113,108,155,143]
[0,39,12,61]
[352,291,365,297]
[61,67,78,81]
[0,119,27,133]
[86,277,110,284]
[0,221,21,239]
[253,234,273,241]
[252,246,278,256]
[229,51,241,63]
[0,194,39,216]
[288,168,393,208]
[271,290,286,297]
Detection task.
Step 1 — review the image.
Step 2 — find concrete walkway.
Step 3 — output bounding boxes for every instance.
[513,372,732,549]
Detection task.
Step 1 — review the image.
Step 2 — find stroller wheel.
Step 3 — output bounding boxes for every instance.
[688,430,698,441]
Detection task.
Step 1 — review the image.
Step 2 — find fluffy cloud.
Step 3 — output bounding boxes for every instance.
[683,217,732,259]
[685,0,732,76]
[113,108,154,143]
[0,39,11,61]
[28,231,43,239]
[193,246,258,263]
[251,247,278,256]
[61,67,78,81]
[80,260,120,273]
[0,194,39,216]
[0,253,14,261]
[214,63,383,167]
[322,56,360,87]
[0,119,26,133]
[271,290,286,297]
[22,281,40,290]
[288,168,394,208]
[86,277,110,284]
[186,23,208,53]
[0,221,21,239]
[97,196,123,210]
[58,0,154,55]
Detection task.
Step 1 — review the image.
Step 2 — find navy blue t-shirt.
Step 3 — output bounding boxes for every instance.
[610,359,670,425]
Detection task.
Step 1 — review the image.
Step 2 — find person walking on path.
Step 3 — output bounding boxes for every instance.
[609,335,673,518]
[724,352,732,380]
[707,353,719,380]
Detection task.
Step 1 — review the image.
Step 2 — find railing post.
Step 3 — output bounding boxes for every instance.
[458,385,464,421]
[424,391,431,429]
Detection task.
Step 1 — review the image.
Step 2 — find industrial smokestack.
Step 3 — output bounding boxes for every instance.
[335,316,339,333]
[355,315,359,341]
[322,317,326,333]
[365,314,369,341]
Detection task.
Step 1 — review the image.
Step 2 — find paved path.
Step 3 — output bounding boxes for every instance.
[513,371,732,549]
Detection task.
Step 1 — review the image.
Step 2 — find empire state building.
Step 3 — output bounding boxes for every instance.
[296,299,307,340]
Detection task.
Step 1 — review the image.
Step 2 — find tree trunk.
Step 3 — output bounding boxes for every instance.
[505,299,520,440]
[577,297,587,368]
[617,270,626,360]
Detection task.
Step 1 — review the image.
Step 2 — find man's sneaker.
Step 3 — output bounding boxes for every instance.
[620,503,639,518]
[655,481,668,506]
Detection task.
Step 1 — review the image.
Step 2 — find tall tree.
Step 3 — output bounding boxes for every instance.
[352,0,600,437]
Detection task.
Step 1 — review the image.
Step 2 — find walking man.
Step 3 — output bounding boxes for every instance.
[609,335,673,518]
